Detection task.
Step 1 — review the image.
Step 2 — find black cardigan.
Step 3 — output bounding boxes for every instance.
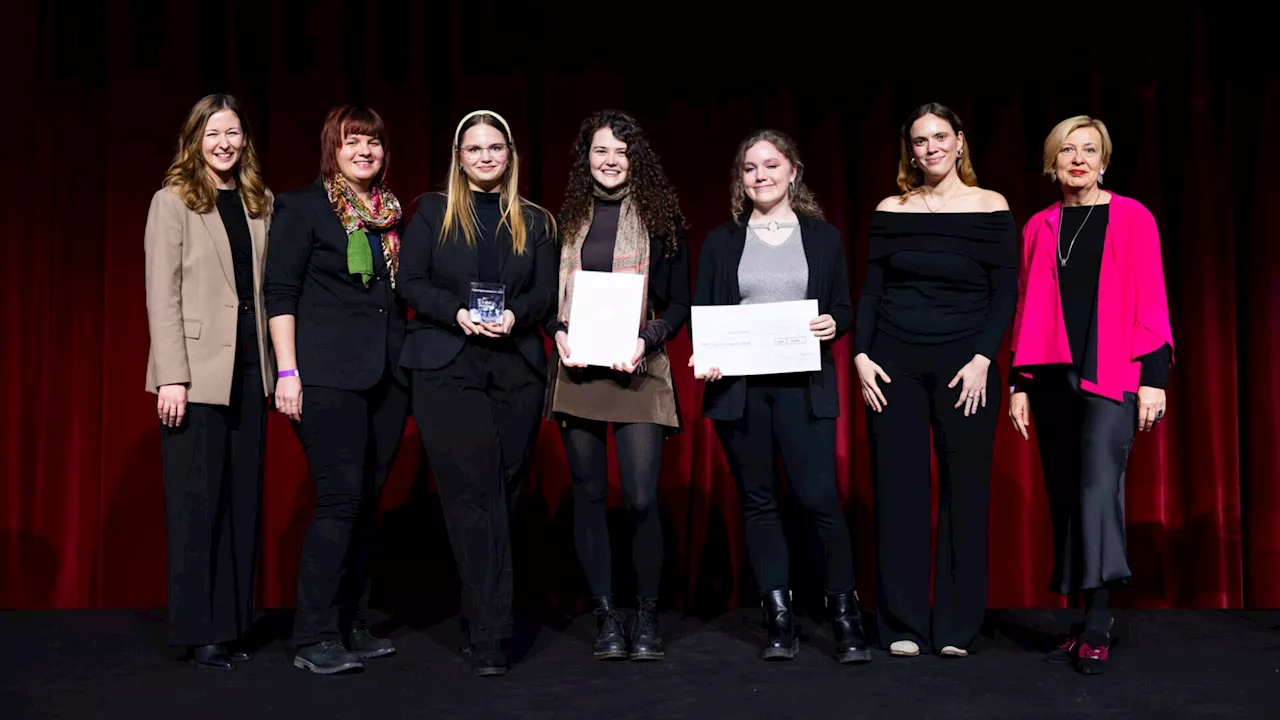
[691,212,853,421]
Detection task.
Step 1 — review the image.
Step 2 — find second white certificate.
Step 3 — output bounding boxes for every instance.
[565,270,646,367]
[691,300,821,377]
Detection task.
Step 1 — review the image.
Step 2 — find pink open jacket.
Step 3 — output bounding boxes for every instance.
[1010,192,1174,401]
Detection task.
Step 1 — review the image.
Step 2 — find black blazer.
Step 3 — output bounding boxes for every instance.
[263,178,407,391]
[544,224,692,348]
[692,212,853,421]
[396,192,556,374]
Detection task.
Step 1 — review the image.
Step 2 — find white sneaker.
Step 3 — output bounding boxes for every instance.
[940,645,968,658]
[889,640,920,657]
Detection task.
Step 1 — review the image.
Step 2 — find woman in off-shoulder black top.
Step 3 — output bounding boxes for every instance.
[853,103,1017,659]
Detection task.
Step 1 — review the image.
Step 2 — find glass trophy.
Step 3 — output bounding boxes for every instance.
[469,282,506,324]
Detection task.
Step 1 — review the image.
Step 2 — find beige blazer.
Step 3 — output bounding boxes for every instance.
[144,186,276,405]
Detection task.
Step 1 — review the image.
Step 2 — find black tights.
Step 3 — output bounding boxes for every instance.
[1082,588,1112,634]
[561,418,665,600]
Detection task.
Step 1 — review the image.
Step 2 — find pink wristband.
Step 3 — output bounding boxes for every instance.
[278,369,299,378]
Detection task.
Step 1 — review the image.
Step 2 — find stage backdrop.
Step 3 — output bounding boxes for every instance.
[4,1,1276,614]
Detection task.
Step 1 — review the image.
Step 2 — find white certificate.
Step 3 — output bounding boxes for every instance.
[565,270,646,367]
[691,300,821,376]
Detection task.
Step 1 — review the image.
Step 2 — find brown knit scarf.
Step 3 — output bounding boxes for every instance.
[557,183,650,333]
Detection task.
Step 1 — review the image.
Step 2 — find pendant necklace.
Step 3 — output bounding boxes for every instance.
[1057,187,1099,267]
[922,185,959,214]
[748,219,798,233]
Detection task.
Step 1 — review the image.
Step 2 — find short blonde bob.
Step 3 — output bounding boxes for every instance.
[1042,115,1113,177]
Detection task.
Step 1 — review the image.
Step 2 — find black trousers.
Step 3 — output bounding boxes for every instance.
[161,309,266,647]
[561,418,665,600]
[1028,366,1137,595]
[291,369,409,648]
[714,376,854,596]
[411,341,543,644]
[866,333,1000,653]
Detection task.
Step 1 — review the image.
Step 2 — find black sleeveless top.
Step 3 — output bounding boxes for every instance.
[855,210,1018,361]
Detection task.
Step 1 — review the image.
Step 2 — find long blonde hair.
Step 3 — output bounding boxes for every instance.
[441,110,552,253]
[163,94,269,218]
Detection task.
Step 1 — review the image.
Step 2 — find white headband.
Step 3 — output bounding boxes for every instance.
[453,109,513,148]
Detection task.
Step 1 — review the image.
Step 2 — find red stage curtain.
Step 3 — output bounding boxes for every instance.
[3,2,1274,612]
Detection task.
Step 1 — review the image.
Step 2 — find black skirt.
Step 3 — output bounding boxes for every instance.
[1026,366,1138,594]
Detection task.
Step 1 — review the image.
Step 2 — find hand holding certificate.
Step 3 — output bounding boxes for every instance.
[691,300,822,377]
[564,271,646,368]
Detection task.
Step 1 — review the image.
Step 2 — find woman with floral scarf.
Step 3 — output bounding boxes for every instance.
[264,105,410,675]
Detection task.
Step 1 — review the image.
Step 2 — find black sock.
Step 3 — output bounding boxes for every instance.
[1083,588,1112,634]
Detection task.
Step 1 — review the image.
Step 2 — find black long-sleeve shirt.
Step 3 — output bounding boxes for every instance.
[856,210,1018,360]
[551,201,690,353]
[216,189,255,304]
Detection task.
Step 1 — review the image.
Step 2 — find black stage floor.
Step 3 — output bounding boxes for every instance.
[4,608,1278,719]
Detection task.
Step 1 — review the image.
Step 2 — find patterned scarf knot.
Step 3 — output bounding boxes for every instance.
[325,173,403,288]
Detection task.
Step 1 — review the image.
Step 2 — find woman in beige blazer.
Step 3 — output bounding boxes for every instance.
[144,93,275,671]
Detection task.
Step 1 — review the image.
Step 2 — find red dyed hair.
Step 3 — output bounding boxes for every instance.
[319,105,389,185]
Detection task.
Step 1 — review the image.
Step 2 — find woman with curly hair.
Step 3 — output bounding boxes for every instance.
[689,129,870,665]
[545,109,689,662]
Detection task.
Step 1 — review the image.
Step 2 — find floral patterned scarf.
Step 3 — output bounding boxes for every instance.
[325,173,403,288]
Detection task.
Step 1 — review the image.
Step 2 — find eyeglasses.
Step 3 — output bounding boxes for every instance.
[459,143,509,159]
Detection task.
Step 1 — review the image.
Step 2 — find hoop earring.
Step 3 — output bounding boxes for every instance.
[788,180,796,195]
[910,158,917,168]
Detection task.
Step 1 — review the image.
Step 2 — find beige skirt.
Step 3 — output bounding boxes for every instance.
[544,345,681,431]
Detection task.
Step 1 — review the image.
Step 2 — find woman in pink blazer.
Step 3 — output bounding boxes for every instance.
[1008,116,1174,676]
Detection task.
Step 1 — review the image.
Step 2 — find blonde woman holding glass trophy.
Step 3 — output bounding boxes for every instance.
[395,109,556,677]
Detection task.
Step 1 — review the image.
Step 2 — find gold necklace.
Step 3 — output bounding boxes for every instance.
[921,185,959,213]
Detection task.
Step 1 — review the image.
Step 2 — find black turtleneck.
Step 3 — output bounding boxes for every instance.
[581,197,622,272]
[472,189,502,284]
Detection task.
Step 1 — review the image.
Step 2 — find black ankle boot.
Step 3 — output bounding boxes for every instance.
[827,590,872,664]
[759,589,799,660]
[591,596,628,660]
[629,597,664,661]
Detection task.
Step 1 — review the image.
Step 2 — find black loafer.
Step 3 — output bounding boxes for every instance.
[189,644,234,671]
[225,640,252,663]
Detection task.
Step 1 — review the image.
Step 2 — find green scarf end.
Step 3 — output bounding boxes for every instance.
[347,228,374,287]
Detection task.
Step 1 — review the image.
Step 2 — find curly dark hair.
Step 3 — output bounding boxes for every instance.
[559,110,685,257]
